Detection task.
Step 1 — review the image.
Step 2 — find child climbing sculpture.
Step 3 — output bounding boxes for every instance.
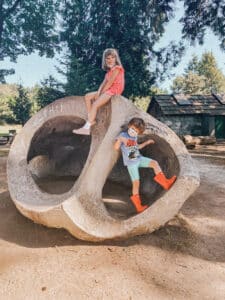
[73,48,125,135]
[114,118,177,213]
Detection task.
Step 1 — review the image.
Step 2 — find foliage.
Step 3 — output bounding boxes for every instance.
[172,52,225,94]
[197,53,225,93]
[149,86,168,96]
[2,0,225,96]
[59,0,184,98]
[133,97,150,112]
[0,69,15,84]
[172,72,206,94]
[181,0,225,50]
[133,86,167,111]
[34,76,66,109]
[0,0,60,82]
[8,85,32,125]
[60,56,89,96]
[0,84,18,122]
[27,85,42,115]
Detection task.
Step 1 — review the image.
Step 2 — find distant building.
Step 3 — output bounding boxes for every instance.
[147,93,225,139]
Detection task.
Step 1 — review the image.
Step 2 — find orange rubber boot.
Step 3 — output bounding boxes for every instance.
[130,194,148,213]
[154,172,177,190]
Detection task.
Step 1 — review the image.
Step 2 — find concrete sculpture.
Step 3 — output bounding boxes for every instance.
[7,96,200,241]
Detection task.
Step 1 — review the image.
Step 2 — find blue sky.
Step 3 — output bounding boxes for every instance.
[2,2,225,92]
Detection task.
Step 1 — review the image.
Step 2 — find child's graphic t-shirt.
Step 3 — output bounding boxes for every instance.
[117,132,141,166]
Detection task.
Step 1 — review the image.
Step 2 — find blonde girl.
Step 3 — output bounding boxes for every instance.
[73,48,125,135]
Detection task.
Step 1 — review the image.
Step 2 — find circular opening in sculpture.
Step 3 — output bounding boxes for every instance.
[27,116,91,194]
[102,134,180,220]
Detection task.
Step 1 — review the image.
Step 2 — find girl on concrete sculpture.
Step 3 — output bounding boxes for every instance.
[73,48,125,135]
[114,117,177,213]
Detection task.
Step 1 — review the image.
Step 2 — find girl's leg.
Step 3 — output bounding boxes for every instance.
[88,93,112,124]
[72,91,99,135]
[84,91,98,115]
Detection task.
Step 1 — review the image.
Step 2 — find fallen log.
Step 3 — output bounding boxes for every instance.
[183,135,216,146]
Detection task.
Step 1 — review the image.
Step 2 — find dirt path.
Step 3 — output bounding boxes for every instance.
[0,153,225,300]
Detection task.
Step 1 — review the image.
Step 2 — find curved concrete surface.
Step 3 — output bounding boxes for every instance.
[7,96,200,241]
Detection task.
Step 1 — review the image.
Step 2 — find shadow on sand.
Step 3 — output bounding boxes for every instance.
[0,183,225,264]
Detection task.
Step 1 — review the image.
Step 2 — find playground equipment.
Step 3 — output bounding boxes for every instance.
[7,96,200,241]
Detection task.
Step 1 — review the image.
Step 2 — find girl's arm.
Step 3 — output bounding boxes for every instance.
[101,68,120,93]
[138,139,155,150]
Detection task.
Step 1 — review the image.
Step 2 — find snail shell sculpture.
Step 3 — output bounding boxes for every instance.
[7,96,200,241]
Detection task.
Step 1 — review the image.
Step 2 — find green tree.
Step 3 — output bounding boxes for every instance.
[198,52,225,93]
[34,76,65,109]
[59,0,184,98]
[134,86,168,111]
[27,85,42,115]
[61,56,89,96]
[181,0,225,50]
[172,52,225,94]
[0,0,60,83]
[0,83,18,122]
[9,85,31,125]
[172,72,206,94]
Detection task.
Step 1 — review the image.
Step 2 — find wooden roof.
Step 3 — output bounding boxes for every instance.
[147,93,225,116]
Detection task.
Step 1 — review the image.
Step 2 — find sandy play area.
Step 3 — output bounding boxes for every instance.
[0,144,225,299]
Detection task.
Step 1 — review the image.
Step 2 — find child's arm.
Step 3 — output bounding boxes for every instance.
[114,139,121,150]
[101,68,120,93]
[114,136,128,150]
[138,139,155,150]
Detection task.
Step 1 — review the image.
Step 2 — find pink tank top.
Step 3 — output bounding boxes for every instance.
[105,65,125,95]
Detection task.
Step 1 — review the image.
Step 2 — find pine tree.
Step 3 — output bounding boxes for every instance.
[59,0,184,98]
[34,76,66,109]
[172,72,206,94]
[198,52,225,93]
[9,85,32,125]
[172,52,225,94]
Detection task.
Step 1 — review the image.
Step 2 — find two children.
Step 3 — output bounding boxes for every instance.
[73,48,124,135]
[114,118,177,213]
[73,48,176,213]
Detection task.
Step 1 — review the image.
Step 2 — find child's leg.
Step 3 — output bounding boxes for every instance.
[127,164,148,213]
[149,160,162,175]
[132,179,140,195]
[84,91,98,115]
[72,91,99,135]
[88,93,112,124]
[140,157,176,190]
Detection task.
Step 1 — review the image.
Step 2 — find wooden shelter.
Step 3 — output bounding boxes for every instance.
[147,93,225,138]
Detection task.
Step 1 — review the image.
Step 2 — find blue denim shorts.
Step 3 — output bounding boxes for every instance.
[127,156,152,181]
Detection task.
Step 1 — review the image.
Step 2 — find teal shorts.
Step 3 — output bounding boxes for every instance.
[127,156,152,182]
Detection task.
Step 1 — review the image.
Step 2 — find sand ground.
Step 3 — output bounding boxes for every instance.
[0,144,225,300]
